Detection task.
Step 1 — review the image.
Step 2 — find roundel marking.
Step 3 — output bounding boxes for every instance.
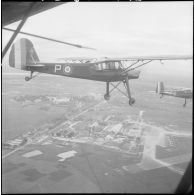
[64,65,71,74]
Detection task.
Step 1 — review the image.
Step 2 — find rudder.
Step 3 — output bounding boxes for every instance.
[156,82,165,94]
[9,38,39,70]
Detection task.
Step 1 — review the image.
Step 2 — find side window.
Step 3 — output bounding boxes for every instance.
[110,62,115,69]
[95,63,103,70]
[95,64,99,70]
[102,63,106,70]
[106,62,118,70]
[106,62,111,69]
[94,62,121,70]
[98,64,102,70]
[115,62,120,69]
[105,63,109,70]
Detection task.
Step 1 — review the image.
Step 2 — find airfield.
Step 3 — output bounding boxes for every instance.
[2,73,192,193]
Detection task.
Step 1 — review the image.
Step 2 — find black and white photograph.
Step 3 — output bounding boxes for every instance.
[2,1,193,193]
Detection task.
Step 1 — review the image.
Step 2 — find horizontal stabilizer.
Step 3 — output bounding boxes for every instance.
[26,64,45,67]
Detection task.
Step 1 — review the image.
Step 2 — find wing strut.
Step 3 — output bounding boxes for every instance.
[123,60,153,74]
[2,2,36,59]
[123,60,139,73]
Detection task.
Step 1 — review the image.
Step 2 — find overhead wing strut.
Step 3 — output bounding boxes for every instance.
[3,27,96,51]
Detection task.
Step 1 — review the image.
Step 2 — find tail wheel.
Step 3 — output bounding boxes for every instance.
[129,97,135,105]
[25,76,30,81]
[104,94,110,101]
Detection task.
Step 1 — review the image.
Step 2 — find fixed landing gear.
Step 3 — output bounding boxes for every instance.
[129,97,135,105]
[183,99,187,107]
[125,76,135,106]
[104,94,110,101]
[104,77,136,106]
[25,76,31,81]
[104,82,110,101]
[24,71,40,81]
[25,71,33,82]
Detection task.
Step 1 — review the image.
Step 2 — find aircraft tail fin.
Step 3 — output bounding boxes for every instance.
[9,38,40,70]
[156,81,165,94]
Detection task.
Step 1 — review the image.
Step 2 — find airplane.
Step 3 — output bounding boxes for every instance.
[2,2,192,194]
[8,38,192,106]
[2,2,192,106]
[156,81,192,107]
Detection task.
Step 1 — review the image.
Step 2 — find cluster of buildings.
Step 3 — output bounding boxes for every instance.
[2,137,28,149]
[51,115,145,157]
[2,128,39,150]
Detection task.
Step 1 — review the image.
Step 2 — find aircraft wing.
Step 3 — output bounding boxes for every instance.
[2,2,65,27]
[106,55,192,61]
[58,57,97,60]
[104,55,192,72]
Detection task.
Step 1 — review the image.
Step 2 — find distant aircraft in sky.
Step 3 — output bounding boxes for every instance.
[156,81,192,107]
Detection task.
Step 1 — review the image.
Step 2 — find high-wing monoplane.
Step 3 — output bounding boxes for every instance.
[2,2,192,106]
[156,81,192,107]
[9,38,192,105]
[2,2,193,194]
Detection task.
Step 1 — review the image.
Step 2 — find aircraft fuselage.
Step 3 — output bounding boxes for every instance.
[28,62,140,82]
[161,90,192,99]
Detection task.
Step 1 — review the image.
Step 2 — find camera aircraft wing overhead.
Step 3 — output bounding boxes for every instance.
[9,38,192,106]
[2,2,65,27]
[2,2,95,59]
[156,82,192,107]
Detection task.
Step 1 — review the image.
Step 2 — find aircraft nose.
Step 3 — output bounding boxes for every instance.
[127,70,141,79]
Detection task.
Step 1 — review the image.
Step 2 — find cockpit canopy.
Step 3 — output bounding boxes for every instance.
[94,61,121,71]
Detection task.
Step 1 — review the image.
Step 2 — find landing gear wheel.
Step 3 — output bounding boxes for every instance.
[129,98,135,105]
[25,77,30,81]
[104,94,110,101]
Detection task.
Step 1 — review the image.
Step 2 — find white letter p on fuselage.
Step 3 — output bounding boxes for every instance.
[54,64,61,73]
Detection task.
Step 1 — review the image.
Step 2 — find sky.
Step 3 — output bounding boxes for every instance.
[2,2,193,82]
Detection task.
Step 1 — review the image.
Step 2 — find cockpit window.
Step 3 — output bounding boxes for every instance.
[102,63,106,69]
[115,62,120,69]
[107,62,115,69]
[95,62,121,70]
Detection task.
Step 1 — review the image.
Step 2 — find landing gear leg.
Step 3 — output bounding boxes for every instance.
[125,77,135,106]
[25,71,33,81]
[104,82,110,100]
[183,99,187,107]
